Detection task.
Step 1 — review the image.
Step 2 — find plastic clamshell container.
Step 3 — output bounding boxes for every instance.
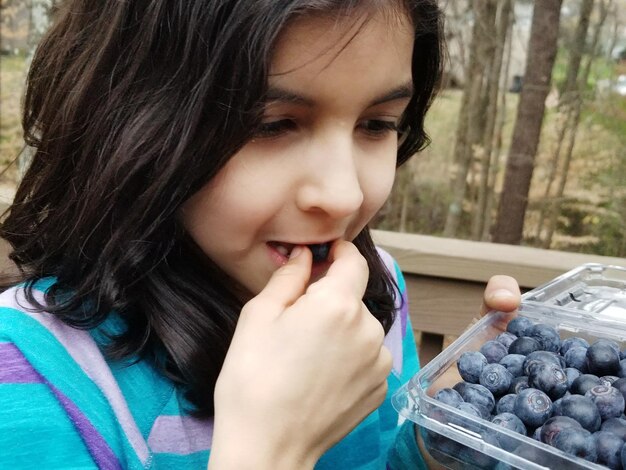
[392,263,626,469]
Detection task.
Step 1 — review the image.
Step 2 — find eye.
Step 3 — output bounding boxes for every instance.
[359,119,400,138]
[253,119,297,139]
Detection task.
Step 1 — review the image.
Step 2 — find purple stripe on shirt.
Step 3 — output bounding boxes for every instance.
[148,415,213,455]
[0,288,150,465]
[49,384,123,470]
[384,312,404,376]
[377,247,406,376]
[400,289,409,339]
[0,342,121,469]
[0,342,45,383]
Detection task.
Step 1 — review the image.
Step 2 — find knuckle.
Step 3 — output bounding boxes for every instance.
[379,346,393,374]
[309,283,362,318]
[364,313,385,343]
[241,297,265,315]
[372,380,389,406]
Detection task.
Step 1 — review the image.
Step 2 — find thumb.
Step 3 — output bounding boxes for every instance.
[253,246,312,311]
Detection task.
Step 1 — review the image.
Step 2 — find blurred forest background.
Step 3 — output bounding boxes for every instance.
[1,0,625,256]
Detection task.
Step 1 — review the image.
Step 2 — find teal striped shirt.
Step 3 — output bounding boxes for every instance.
[0,250,425,469]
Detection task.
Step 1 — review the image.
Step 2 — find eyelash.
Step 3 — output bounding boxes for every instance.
[252,119,400,140]
[253,120,297,139]
[359,120,400,136]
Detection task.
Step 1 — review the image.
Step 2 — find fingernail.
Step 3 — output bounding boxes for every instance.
[290,246,304,259]
[489,289,516,300]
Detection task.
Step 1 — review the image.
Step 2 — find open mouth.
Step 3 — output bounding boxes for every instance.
[268,241,332,263]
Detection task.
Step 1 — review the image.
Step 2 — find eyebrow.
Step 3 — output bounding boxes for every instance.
[264,81,414,107]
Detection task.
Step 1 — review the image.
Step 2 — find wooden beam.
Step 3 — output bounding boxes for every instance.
[372,229,626,288]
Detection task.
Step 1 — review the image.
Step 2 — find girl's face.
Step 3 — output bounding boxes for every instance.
[180,9,414,297]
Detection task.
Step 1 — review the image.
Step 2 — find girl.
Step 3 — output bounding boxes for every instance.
[0,0,520,468]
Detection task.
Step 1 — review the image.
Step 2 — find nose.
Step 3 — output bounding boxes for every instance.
[296,135,364,219]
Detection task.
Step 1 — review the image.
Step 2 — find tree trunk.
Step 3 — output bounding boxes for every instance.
[492,0,563,245]
[444,0,497,238]
[535,0,595,243]
[18,0,55,180]
[482,2,515,241]
[472,0,512,240]
[543,0,610,248]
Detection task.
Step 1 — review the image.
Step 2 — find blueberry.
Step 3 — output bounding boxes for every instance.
[613,377,626,403]
[457,441,499,468]
[457,351,488,384]
[554,394,601,432]
[552,427,597,463]
[309,243,330,262]
[458,383,495,418]
[622,442,626,470]
[564,346,590,373]
[532,426,542,441]
[618,359,626,379]
[434,388,464,408]
[571,374,603,395]
[514,388,553,428]
[491,412,527,435]
[506,317,534,337]
[602,376,621,386]
[455,402,483,418]
[560,337,590,355]
[540,415,582,445]
[595,338,621,356]
[527,323,561,353]
[523,350,562,376]
[503,445,564,468]
[496,394,517,415]
[480,340,509,364]
[621,349,626,360]
[586,385,626,421]
[565,367,581,389]
[593,430,624,469]
[453,381,470,396]
[499,354,525,378]
[587,341,621,376]
[509,375,530,394]
[552,396,565,415]
[480,363,513,397]
[420,429,460,467]
[528,362,568,400]
[496,332,517,349]
[508,336,542,356]
[491,412,526,433]
[601,417,626,440]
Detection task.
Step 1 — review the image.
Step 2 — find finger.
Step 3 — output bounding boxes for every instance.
[253,245,312,311]
[480,275,521,317]
[311,240,369,297]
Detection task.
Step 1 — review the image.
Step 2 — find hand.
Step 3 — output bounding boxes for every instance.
[209,241,392,470]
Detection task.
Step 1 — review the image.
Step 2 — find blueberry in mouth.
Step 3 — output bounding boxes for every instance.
[309,243,330,263]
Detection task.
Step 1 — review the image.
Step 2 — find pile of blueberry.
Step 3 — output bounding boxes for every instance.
[432,316,626,469]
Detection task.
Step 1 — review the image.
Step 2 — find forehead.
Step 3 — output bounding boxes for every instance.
[269,8,414,78]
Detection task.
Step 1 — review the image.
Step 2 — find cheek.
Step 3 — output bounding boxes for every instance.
[361,155,397,214]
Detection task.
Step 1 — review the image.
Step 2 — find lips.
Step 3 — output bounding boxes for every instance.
[268,241,332,262]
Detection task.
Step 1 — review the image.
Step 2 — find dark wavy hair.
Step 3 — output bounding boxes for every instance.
[0,0,442,416]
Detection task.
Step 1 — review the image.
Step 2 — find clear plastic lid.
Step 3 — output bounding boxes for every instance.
[522,263,626,322]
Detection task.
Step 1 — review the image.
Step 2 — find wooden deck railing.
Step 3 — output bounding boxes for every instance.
[371,229,626,366]
[1,228,624,366]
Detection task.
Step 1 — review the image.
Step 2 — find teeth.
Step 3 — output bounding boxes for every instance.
[274,244,292,257]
